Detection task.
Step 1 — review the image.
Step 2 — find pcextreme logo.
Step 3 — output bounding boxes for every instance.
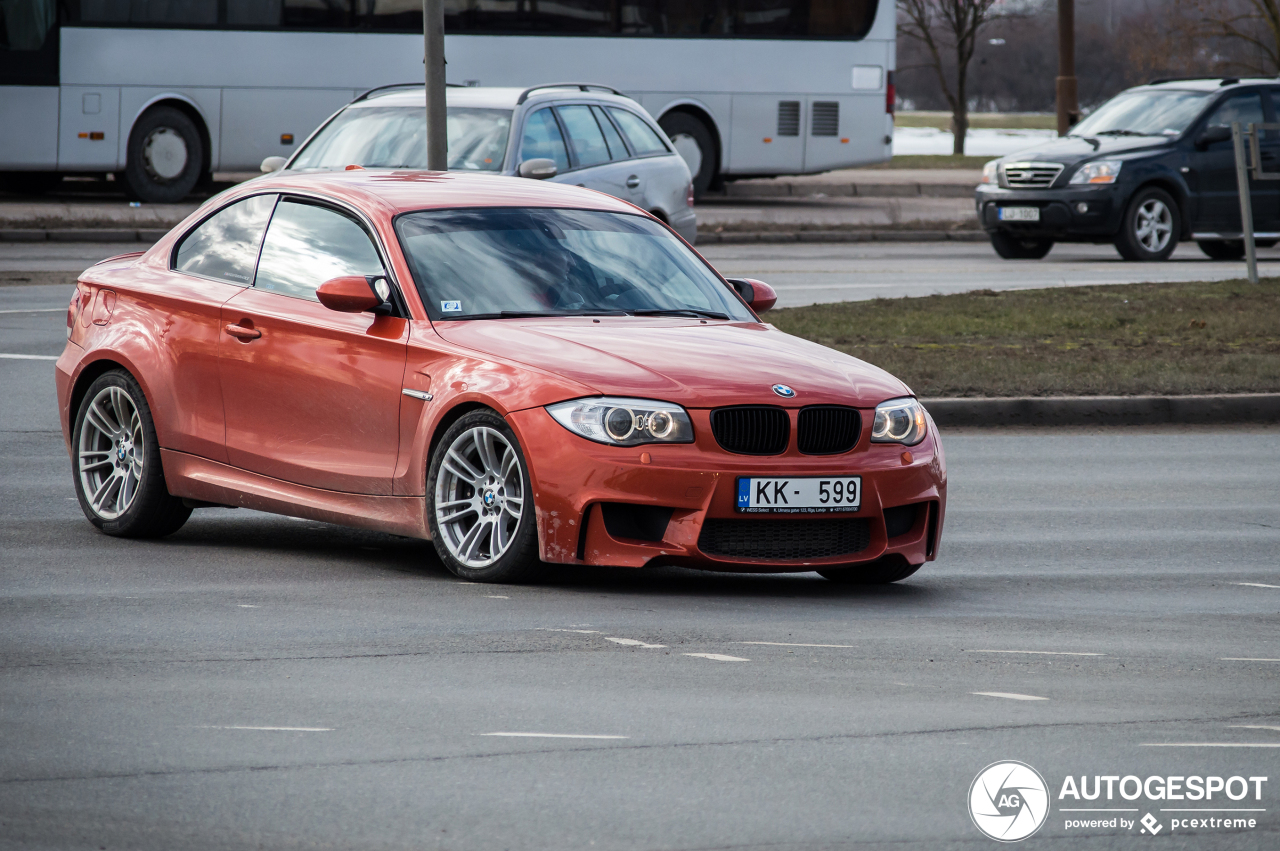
[969,761,1051,842]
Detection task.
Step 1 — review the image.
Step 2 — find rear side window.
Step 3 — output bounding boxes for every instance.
[521,108,570,172]
[173,194,276,286]
[592,105,628,160]
[607,108,668,156]
[254,201,384,302]
[557,105,611,168]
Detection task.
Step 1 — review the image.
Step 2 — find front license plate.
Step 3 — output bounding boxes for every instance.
[999,206,1040,222]
[736,476,861,514]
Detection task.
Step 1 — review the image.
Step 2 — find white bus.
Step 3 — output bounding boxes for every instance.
[0,1,894,202]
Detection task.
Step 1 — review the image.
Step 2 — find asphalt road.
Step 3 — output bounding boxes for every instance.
[5,238,1280,309]
[2,259,1279,850]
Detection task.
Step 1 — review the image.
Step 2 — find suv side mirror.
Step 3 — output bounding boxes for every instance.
[260,156,287,173]
[725,277,778,313]
[1196,125,1233,150]
[316,275,388,313]
[518,158,558,179]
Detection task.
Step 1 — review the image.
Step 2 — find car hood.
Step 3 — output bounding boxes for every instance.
[1002,134,1174,168]
[434,318,911,408]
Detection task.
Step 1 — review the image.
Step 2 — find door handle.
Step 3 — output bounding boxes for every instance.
[225,323,261,340]
[626,175,640,188]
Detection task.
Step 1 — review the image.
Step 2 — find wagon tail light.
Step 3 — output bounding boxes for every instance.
[686,180,695,208]
[886,71,895,116]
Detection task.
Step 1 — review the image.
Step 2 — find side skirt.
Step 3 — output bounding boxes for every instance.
[161,449,431,540]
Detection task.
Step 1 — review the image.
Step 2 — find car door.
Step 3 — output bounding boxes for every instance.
[1190,90,1267,233]
[218,197,409,495]
[606,106,678,211]
[554,103,637,203]
[165,192,277,463]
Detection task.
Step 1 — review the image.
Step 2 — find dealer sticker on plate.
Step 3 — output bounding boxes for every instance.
[736,476,861,514]
[998,206,1040,222]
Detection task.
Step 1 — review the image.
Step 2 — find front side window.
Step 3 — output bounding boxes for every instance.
[173,194,277,286]
[1203,93,1266,135]
[395,207,754,321]
[1071,89,1211,138]
[254,200,384,301]
[520,108,570,172]
[607,108,668,156]
[557,105,612,168]
[289,105,511,172]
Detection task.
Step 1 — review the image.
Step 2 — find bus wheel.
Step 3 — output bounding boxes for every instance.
[659,112,716,199]
[124,106,204,203]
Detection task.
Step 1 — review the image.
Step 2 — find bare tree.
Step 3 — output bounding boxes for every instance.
[898,0,1007,155]
[1189,0,1280,74]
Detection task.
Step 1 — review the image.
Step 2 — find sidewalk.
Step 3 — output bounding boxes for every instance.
[717,168,982,199]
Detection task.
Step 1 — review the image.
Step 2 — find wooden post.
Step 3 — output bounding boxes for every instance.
[423,0,447,171]
[1056,0,1079,136]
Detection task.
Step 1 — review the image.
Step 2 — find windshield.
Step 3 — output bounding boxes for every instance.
[395,207,755,322]
[289,106,511,171]
[1071,90,1210,138]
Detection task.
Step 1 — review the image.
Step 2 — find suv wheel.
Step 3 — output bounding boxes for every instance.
[1115,187,1179,261]
[990,231,1054,259]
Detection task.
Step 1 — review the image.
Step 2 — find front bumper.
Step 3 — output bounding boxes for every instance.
[975,183,1126,241]
[507,406,947,572]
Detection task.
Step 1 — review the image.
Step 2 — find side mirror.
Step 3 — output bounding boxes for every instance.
[725,277,778,313]
[260,155,288,174]
[1195,125,1232,150]
[518,158,558,179]
[316,275,388,313]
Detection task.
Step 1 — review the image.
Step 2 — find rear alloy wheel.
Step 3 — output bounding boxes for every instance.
[1198,239,1245,260]
[989,230,1054,260]
[1115,187,1179,261]
[819,555,922,585]
[659,112,717,199]
[124,106,204,203]
[72,370,191,537]
[427,410,542,583]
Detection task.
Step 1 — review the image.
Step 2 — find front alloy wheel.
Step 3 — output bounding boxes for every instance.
[1115,187,1180,261]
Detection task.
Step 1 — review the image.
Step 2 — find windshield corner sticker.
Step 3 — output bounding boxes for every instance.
[440,300,462,313]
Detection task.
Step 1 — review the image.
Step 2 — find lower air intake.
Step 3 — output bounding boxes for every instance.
[698,518,871,560]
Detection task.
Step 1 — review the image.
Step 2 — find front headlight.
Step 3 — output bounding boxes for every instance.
[546,397,694,446]
[1068,160,1123,184]
[871,397,927,446]
[981,159,999,185]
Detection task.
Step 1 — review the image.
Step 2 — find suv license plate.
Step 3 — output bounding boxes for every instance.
[999,206,1040,222]
[736,476,861,514]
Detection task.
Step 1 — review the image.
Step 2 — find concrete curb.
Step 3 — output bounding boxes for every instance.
[923,394,1280,427]
[721,183,976,199]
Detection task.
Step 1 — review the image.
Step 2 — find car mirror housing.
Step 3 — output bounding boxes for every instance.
[260,155,287,173]
[1196,125,1232,150]
[725,278,778,313]
[518,158,558,179]
[316,275,382,313]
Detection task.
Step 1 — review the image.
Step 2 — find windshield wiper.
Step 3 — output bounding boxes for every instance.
[630,308,730,320]
[441,309,628,320]
[1094,129,1152,137]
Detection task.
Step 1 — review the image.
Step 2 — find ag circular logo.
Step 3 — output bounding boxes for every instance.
[771,384,796,398]
[968,761,1050,842]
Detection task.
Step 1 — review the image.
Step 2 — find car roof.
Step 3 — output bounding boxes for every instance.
[352,85,638,111]
[241,169,643,218]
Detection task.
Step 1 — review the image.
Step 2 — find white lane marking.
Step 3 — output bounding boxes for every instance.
[735,641,854,648]
[197,725,332,732]
[1141,743,1280,748]
[1221,658,1280,662]
[604,637,666,649]
[970,649,1105,656]
[1161,808,1267,812]
[237,604,258,608]
[0,308,66,314]
[684,653,749,662]
[538,628,600,633]
[1233,582,1280,589]
[1230,725,1280,732]
[0,353,58,360]
[1060,808,1138,812]
[484,595,509,599]
[972,692,1049,701]
[478,732,628,739]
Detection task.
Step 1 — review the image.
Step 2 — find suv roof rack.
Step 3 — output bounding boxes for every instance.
[353,82,464,102]
[1145,76,1252,87]
[516,83,626,105]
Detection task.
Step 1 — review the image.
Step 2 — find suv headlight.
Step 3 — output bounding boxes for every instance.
[547,397,694,446]
[1069,160,1123,184]
[871,397,927,446]
[981,159,999,185]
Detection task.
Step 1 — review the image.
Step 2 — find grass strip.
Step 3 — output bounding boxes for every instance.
[770,278,1280,397]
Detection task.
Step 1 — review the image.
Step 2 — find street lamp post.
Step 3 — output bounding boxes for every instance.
[1056,0,1079,136]
[423,0,447,170]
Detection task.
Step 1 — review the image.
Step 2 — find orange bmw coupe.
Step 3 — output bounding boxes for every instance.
[56,170,946,583]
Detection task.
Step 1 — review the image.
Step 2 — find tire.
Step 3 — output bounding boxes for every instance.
[0,171,61,196]
[426,409,542,583]
[72,370,191,538]
[1115,186,1180,261]
[989,230,1054,259]
[123,106,204,203]
[658,112,717,199]
[819,555,922,585]
[1198,240,1245,260]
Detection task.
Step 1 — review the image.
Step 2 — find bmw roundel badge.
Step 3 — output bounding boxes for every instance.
[772,384,796,398]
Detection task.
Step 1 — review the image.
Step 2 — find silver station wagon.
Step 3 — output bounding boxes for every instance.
[264,83,697,244]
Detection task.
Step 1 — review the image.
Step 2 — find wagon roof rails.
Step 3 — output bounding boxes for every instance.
[516,83,628,105]
[353,82,465,102]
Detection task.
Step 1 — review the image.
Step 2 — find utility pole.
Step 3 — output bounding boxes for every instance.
[423,0,447,170]
[1056,0,1079,136]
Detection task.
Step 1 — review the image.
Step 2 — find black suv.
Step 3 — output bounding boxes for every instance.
[975,78,1280,261]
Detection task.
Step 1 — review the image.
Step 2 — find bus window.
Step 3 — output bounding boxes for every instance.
[521,109,570,173]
